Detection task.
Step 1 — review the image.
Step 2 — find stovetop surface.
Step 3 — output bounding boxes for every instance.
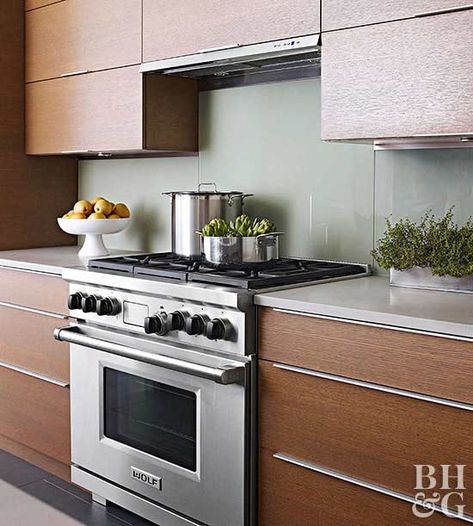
[88,252,368,290]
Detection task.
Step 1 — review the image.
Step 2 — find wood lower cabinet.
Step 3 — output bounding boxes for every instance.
[0,305,69,383]
[26,67,198,155]
[26,0,141,82]
[321,8,473,141]
[259,308,473,404]
[322,0,473,32]
[259,360,473,512]
[0,268,68,315]
[143,0,320,62]
[259,448,461,526]
[0,365,70,466]
[259,307,473,523]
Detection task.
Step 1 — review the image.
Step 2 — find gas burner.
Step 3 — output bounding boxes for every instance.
[88,253,368,290]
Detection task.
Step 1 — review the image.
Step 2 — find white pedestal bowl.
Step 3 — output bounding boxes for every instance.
[57,218,131,257]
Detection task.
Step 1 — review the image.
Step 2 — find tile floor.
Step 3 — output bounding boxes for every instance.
[0,449,154,526]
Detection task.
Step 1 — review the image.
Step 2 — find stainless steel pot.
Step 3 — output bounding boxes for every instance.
[202,233,284,266]
[163,183,252,258]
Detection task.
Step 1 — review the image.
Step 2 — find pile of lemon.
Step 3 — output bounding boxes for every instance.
[62,197,130,220]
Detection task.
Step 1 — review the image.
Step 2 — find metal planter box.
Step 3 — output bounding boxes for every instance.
[390,267,473,293]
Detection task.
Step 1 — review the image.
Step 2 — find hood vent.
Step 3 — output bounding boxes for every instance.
[139,34,321,81]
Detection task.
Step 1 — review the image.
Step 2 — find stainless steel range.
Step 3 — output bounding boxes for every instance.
[55,253,369,526]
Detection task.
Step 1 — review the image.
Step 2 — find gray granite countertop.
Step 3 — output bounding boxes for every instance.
[255,276,473,339]
[0,246,138,276]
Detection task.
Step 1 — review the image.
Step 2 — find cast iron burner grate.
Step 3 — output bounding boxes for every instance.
[88,253,367,290]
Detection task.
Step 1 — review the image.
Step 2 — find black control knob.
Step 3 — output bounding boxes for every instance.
[144,312,169,336]
[96,297,121,316]
[206,318,232,341]
[169,310,189,331]
[185,314,209,336]
[68,292,86,310]
[81,294,101,313]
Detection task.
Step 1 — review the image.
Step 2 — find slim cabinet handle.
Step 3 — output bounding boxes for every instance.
[0,359,69,388]
[414,4,473,17]
[272,362,473,412]
[60,69,89,78]
[272,453,472,523]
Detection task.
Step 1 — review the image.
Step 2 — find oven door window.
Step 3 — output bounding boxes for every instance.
[104,368,197,472]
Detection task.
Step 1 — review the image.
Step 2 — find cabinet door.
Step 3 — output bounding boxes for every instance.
[26,0,141,83]
[143,0,320,62]
[323,0,473,32]
[321,9,473,141]
[260,449,460,526]
[25,66,143,154]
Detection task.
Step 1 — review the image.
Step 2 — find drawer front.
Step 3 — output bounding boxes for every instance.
[26,0,142,82]
[260,360,473,512]
[0,305,69,383]
[259,308,473,403]
[0,268,68,315]
[25,66,143,155]
[322,0,473,32]
[143,0,320,62]
[260,448,462,526]
[321,10,473,141]
[0,366,70,465]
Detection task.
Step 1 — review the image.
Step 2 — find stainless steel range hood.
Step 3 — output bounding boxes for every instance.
[139,34,321,80]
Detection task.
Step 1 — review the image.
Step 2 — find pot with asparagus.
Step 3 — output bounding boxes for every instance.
[199,214,283,265]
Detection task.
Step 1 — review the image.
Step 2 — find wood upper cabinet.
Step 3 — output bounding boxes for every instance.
[26,66,198,155]
[321,8,473,141]
[143,0,320,62]
[322,0,473,32]
[25,0,141,83]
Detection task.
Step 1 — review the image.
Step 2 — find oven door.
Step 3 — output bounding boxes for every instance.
[59,325,250,526]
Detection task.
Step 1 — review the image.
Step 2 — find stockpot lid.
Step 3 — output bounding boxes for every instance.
[163,182,249,197]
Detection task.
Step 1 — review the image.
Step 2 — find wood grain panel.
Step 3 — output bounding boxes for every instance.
[1,0,78,249]
[0,366,70,465]
[26,0,142,82]
[143,0,320,62]
[26,66,143,154]
[322,0,473,32]
[259,308,473,403]
[0,433,70,481]
[0,305,69,382]
[25,0,64,11]
[259,448,462,526]
[259,360,473,512]
[145,75,199,152]
[321,11,473,140]
[0,268,68,314]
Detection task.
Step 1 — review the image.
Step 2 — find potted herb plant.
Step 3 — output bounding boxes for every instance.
[371,208,473,292]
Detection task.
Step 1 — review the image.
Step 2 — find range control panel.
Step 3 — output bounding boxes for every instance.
[68,284,248,356]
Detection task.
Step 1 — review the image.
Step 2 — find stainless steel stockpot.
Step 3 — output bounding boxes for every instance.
[163,183,252,258]
[202,233,283,266]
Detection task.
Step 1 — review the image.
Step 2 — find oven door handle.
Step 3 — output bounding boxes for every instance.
[54,326,245,385]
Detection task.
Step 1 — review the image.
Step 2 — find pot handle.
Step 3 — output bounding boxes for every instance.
[256,232,285,238]
[198,182,218,192]
[229,192,253,206]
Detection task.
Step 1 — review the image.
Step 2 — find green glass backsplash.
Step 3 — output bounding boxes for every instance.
[80,77,472,265]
